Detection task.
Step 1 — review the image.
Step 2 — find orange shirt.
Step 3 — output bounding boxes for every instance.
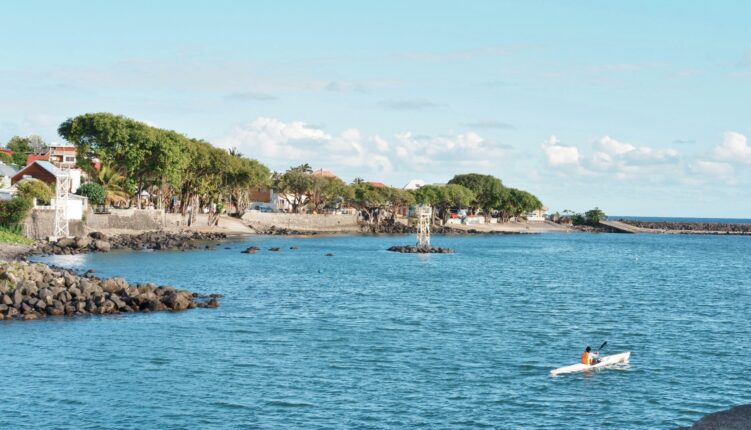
[581,351,591,365]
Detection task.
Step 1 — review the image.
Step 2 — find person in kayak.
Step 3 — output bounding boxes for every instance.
[581,346,601,365]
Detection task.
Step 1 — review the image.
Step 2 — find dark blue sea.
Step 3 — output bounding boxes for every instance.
[6,233,751,429]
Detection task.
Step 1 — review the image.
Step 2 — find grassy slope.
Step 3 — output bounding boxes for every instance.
[0,228,34,245]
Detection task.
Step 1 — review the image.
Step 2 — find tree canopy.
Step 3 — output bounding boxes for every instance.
[58,113,270,211]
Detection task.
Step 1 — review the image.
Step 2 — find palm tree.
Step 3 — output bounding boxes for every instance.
[96,161,131,206]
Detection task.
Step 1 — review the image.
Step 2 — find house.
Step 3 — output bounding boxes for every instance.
[403,179,425,190]
[367,181,386,188]
[0,162,17,189]
[26,154,50,165]
[46,142,77,168]
[11,160,81,193]
[526,207,548,222]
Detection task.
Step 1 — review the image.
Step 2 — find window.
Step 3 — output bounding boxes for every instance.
[65,156,76,162]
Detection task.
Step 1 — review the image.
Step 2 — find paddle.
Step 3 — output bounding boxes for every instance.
[597,341,608,352]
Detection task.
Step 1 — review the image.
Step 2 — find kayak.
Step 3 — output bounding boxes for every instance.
[550,352,631,376]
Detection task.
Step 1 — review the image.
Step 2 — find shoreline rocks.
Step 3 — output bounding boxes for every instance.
[30,231,228,256]
[0,261,220,321]
[387,245,454,254]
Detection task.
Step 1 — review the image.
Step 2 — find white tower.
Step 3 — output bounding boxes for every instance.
[53,170,71,238]
[415,205,431,249]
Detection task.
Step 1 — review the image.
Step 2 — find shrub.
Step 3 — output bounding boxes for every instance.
[16,179,53,205]
[77,182,106,205]
[0,196,33,227]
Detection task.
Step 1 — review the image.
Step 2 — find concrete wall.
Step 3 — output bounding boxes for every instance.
[85,208,165,231]
[23,208,85,239]
[242,210,360,232]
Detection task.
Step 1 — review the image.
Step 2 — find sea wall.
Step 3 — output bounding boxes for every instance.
[23,208,85,240]
[242,211,360,232]
[85,208,165,231]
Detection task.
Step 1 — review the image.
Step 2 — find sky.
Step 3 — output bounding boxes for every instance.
[1,0,750,217]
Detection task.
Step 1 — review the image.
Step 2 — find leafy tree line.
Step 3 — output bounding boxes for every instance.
[272,167,544,225]
[57,113,271,215]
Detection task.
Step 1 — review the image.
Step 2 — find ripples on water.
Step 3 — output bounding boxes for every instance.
[3,233,750,429]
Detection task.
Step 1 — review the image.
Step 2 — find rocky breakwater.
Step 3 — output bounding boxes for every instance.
[620,219,751,235]
[32,231,228,256]
[0,261,220,321]
[387,245,454,254]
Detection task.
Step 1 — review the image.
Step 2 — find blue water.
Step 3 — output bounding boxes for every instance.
[5,233,751,429]
[614,215,751,224]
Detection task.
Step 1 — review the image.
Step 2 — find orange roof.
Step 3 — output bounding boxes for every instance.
[0,149,13,155]
[368,181,386,188]
[312,169,337,178]
[26,154,49,165]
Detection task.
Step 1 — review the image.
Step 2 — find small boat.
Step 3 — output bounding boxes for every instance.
[550,352,631,376]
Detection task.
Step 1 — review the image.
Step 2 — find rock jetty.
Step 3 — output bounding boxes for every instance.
[31,231,228,256]
[620,219,751,235]
[675,404,751,430]
[0,261,220,321]
[387,245,454,254]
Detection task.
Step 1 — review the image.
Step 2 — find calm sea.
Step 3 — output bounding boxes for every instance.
[6,233,751,429]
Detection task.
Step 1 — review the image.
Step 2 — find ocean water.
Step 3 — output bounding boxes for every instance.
[5,233,751,429]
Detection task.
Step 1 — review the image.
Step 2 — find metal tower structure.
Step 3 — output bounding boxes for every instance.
[415,205,432,249]
[53,169,71,238]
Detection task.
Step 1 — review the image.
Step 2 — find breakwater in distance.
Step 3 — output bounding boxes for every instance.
[618,219,751,234]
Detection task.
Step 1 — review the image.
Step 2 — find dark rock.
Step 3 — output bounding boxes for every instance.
[241,246,260,254]
[676,404,751,429]
[268,247,281,252]
[325,253,334,256]
[387,245,454,254]
[290,246,299,250]
[56,237,75,248]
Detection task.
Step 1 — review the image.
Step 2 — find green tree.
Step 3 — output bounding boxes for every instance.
[95,161,131,206]
[273,168,314,213]
[448,173,504,219]
[6,136,33,167]
[307,175,350,213]
[16,179,53,205]
[584,207,606,225]
[77,183,106,206]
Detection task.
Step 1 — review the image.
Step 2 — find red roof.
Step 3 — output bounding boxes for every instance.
[0,149,13,155]
[26,154,49,165]
[368,181,386,188]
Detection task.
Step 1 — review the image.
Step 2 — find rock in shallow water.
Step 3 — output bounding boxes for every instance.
[0,261,221,321]
[675,404,751,430]
[387,245,454,254]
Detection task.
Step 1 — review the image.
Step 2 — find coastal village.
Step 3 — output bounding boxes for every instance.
[0,113,565,242]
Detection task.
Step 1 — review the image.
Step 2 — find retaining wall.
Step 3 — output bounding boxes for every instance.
[241,211,360,232]
[23,208,85,240]
[85,208,165,231]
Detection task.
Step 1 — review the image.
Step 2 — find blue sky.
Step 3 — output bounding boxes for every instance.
[2,0,750,216]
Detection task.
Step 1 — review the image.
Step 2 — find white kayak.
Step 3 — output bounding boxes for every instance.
[550,352,631,376]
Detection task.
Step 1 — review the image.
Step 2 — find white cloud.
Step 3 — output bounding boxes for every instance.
[218,117,505,181]
[713,131,751,164]
[542,135,581,166]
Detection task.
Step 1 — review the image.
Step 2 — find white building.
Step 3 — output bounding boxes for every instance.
[403,179,426,190]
